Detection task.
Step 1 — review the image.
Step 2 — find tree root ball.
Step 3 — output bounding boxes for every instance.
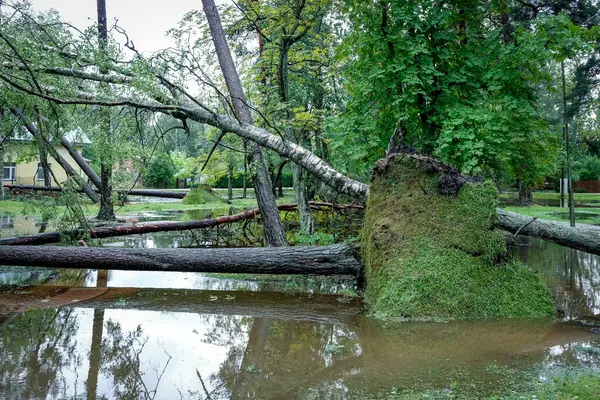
[361,153,554,320]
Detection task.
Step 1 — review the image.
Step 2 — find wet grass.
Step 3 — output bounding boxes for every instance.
[0,200,25,215]
[358,367,600,399]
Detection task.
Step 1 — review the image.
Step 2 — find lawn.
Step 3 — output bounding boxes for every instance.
[500,191,600,225]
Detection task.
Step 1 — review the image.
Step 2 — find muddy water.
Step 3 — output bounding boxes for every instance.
[1,211,600,398]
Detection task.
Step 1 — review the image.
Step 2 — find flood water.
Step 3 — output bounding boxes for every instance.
[0,209,599,399]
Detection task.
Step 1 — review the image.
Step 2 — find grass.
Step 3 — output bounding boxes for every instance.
[503,205,600,224]
[500,191,600,201]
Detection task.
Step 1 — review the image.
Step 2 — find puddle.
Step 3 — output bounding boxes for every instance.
[0,301,598,399]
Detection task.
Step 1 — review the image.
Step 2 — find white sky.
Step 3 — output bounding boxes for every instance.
[29,0,227,54]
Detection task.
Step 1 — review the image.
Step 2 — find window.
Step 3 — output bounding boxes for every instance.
[3,163,15,181]
[37,163,50,181]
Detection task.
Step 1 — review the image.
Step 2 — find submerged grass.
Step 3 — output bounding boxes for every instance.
[361,155,554,320]
[357,369,600,399]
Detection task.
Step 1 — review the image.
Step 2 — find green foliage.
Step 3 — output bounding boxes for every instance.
[360,155,554,320]
[574,155,600,181]
[335,1,595,186]
[142,154,176,188]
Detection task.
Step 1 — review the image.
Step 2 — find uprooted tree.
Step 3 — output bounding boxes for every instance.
[0,1,598,319]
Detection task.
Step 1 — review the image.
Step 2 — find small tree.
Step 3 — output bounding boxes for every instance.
[143,154,176,188]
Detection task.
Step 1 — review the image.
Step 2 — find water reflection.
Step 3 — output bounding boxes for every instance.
[0,304,598,399]
[0,214,47,237]
[516,237,600,319]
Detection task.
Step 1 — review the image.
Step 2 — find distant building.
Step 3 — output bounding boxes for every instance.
[2,128,91,186]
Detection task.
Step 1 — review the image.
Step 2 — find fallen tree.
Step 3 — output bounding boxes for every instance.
[4,184,189,199]
[0,202,359,246]
[497,209,600,255]
[0,244,361,276]
[60,137,102,189]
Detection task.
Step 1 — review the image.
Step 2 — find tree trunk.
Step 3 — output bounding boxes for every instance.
[496,209,600,256]
[202,0,286,246]
[61,138,102,189]
[10,108,100,203]
[33,106,52,187]
[276,37,315,234]
[0,139,4,201]
[2,185,191,199]
[228,158,234,201]
[0,244,362,276]
[518,182,533,205]
[275,159,288,198]
[243,142,248,198]
[95,0,115,221]
[293,163,314,234]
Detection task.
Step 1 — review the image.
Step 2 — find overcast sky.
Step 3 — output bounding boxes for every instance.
[30,0,224,54]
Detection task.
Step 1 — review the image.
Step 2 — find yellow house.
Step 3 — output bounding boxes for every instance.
[2,128,91,186]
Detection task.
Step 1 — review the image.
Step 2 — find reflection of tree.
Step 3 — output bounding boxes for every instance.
[86,309,105,400]
[0,308,79,399]
[100,319,172,400]
[205,317,361,399]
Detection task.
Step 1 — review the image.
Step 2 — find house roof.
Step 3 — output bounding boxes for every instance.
[8,127,91,146]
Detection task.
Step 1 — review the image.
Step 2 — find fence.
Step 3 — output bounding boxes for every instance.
[573,181,600,193]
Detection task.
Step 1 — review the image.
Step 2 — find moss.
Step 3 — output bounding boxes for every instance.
[181,186,230,205]
[361,154,554,319]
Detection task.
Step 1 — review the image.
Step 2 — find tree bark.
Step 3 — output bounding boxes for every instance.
[10,108,100,203]
[496,209,600,256]
[202,0,287,247]
[0,244,362,276]
[61,138,102,189]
